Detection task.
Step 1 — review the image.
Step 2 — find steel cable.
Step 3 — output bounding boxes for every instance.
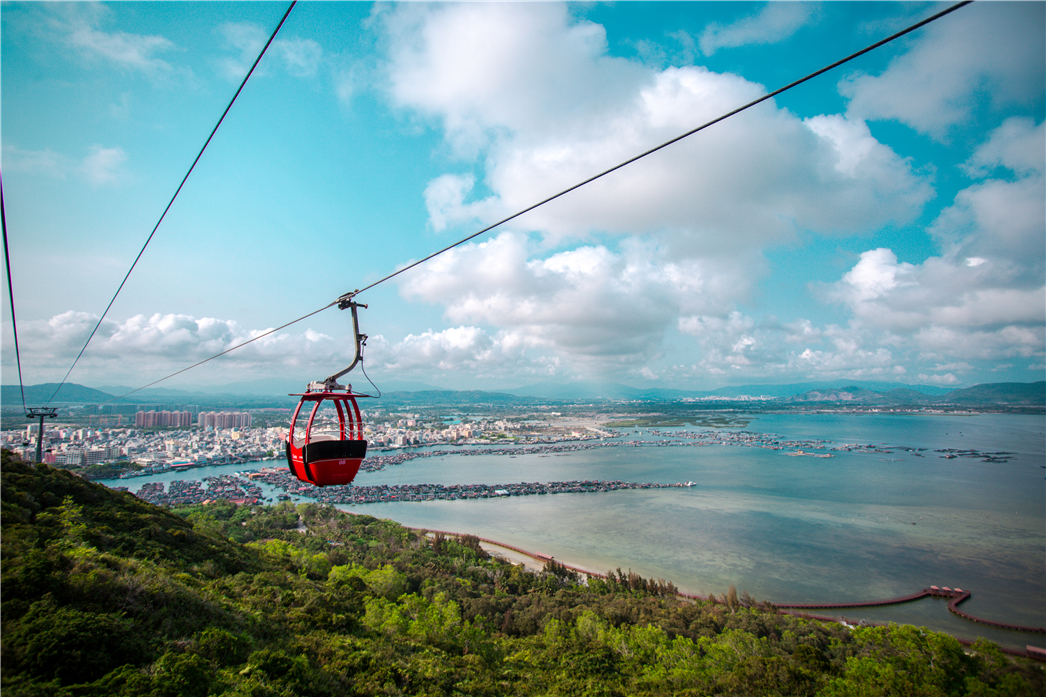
[42,0,298,406]
[101,1,972,401]
[1,174,28,412]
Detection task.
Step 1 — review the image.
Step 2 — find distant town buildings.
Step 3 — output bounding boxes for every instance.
[3,409,553,470]
[198,411,252,429]
[135,410,193,428]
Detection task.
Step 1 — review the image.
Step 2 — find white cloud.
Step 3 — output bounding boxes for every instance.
[833,251,1044,334]
[667,313,921,382]
[840,2,1045,141]
[837,248,913,304]
[963,117,1045,178]
[917,373,959,386]
[826,115,1045,369]
[381,2,649,156]
[218,22,268,80]
[371,3,951,383]
[794,344,901,378]
[930,119,1045,281]
[80,145,128,186]
[423,174,499,233]
[69,26,174,73]
[219,23,324,81]
[380,326,496,371]
[276,37,323,78]
[364,3,1044,386]
[334,64,359,108]
[396,232,688,370]
[698,3,814,56]
[1,145,69,179]
[10,311,355,385]
[15,3,182,80]
[914,325,1043,362]
[3,144,128,187]
[381,3,932,253]
[51,3,176,75]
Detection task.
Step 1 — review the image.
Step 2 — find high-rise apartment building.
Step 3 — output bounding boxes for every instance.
[135,410,192,428]
[197,412,252,429]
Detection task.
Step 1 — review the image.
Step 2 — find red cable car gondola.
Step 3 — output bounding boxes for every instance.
[286,300,374,487]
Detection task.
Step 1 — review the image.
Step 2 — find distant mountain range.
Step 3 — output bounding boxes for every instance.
[497,380,959,400]
[4,380,1042,408]
[1,383,127,406]
[785,382,1045,406]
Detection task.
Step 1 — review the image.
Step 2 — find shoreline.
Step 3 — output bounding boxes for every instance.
[413,526,1046,661]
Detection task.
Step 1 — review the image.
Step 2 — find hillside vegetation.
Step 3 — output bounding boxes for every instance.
[2,450,1042,696]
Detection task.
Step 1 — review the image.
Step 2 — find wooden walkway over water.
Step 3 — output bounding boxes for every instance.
[409,527,1046,659]
[776,586,1045,634]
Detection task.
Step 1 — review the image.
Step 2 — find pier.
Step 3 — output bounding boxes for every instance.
[414,528,1046,661]
[776,585,1045,634]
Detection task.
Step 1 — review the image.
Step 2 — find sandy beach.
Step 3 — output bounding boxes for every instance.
[478,541,546,572]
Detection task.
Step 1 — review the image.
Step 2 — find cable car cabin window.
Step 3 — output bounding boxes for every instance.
[286,391,368,487]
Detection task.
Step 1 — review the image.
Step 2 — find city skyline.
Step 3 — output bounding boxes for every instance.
[2,1,1043,394]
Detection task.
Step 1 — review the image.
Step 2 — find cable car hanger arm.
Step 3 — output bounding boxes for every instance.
[309,299,367,392]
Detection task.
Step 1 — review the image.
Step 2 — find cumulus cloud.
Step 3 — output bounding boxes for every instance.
[698,3,815,56]
[371,3,945,380]
[669,313,915,382]
[931,119,1045,279]
[57,4,175,74]
[396,232,691,369]
[382,4,932,244]
[379,327,498,373]
[832,249,1044,334]
[381,2,650,156]
[14,3,181,79]
[366,3,1044,385]
[10,311,358,384]
[963,117,1045,179]
[362,2,976,384]
[840,2,1045,140]
[917,373,959,386]
[827,117,1045,368]
[80,145,128,186]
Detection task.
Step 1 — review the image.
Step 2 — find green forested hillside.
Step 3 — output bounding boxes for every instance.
[2,451,1041,696]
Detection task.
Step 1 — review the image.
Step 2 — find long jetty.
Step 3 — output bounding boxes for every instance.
[416,527,1045,637]
[777,586,1045,634]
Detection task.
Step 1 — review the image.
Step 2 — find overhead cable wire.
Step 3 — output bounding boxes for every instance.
[112,0,971,399]
[1,174,28,413]
[43,0,298,407]
[337,0,972,305]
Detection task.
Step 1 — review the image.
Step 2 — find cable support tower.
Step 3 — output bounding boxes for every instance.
[41,0,298,408]
[98,0,971,405]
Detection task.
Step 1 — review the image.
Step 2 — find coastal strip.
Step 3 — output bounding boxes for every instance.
[414,529,1046,661]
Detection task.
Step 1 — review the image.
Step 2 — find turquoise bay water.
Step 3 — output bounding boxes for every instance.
[103,413,1045,649]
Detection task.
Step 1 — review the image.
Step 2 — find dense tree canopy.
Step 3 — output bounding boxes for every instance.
[2,450,1042,696]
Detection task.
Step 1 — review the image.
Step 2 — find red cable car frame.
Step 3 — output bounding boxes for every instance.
[286,300,374,487]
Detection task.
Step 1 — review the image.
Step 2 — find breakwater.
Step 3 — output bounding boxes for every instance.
[124,467,695,507]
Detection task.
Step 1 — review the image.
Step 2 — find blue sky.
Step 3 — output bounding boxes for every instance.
[2,1,1043,394]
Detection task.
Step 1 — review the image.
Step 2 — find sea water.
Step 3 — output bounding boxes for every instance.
[102,412,1045,649]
